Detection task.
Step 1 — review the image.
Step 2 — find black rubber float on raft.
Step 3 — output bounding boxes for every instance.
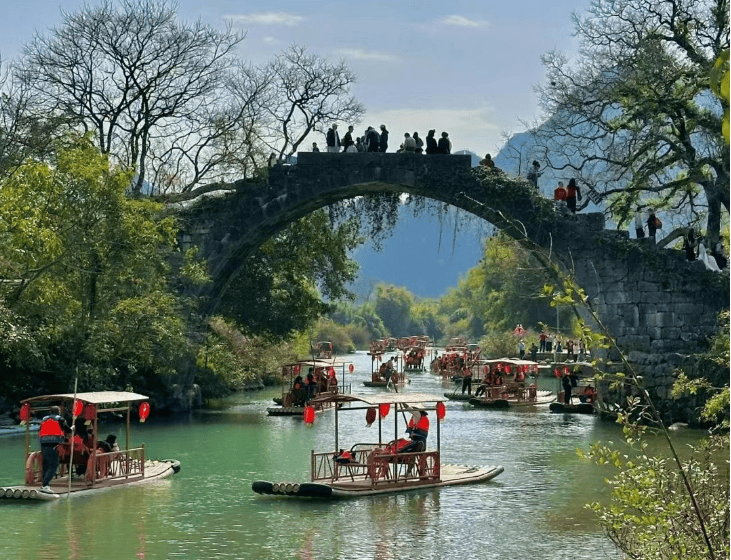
[252,481,333,498]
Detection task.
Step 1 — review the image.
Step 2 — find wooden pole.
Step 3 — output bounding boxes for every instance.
[68,376,78,497]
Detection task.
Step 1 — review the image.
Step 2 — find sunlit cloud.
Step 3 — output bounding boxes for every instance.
[227,12,305,27]
[439,15,488,28]
[335,49,399,62]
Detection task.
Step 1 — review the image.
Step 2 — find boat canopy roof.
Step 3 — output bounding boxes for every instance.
[483,358,538,366]
[21,391,149,405]
[283,359,337,370]
[309,392,443,407]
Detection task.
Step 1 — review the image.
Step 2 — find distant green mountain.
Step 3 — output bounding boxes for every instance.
[348,203,487,300]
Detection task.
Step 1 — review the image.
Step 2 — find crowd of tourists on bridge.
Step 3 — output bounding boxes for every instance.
[315,124,453,155]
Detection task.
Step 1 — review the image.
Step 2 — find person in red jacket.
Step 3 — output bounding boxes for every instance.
[38,406,70,492]
[566,178,582,214]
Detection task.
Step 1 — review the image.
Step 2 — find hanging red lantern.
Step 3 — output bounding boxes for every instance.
[554,367,561,378]
[138,402,150,423]
[19,403,31,423]
[329,367,335,377]
[72,400,84,417]
[349,363,354,373]
[436,402,446,422]
[496,363,503,372]
[505,365,512,374]
[83,403,97,421]
[294,364,301,374]
[379,403,390,418]
[365,407,376,426]
[564,366,570,375]
[303,406,315,424]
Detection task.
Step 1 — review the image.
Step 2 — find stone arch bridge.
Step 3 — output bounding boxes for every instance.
[176,152,728,412]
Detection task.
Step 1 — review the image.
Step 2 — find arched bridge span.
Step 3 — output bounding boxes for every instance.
[177,152,728,408]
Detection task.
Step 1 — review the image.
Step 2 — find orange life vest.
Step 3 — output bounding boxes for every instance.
[39,416,65,440]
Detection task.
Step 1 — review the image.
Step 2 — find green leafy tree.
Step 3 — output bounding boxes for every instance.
[218,210,362,339]
[536,0,729,243]
[0,135,191,395]
[373,284,415,337]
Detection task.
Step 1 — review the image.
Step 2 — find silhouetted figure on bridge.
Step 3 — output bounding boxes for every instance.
[341,125,355,152]
[566,178,582,214]
[311,142,320,153]
[527,160,542,189]
[379,125,389,152]
[425,130,438,154]
[437,131,451,154]
[413,132,424,153]
[366,127,380,152]
[326,124,340,153]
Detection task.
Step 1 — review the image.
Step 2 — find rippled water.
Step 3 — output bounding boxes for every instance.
[0,351,706,559]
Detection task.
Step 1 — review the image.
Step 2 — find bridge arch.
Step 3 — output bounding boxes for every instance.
[178,152,558,308]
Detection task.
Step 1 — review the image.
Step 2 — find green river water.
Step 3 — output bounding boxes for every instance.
[0,351,708,560]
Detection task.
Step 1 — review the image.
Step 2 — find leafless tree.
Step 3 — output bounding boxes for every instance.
[255,45,365,159]
[18,0,253,195]
[531,0,729,241]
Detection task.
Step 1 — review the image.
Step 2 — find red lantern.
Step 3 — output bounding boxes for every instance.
[19,403,31,423]
[72,400,84,417]
[483,366,488,375]
[496,363,503,372]
[505,365,512,374]
[83,403,97,421]
[329,367,335,377]
[436,402,446,422]
[138,402,150,423]
[564,366,570,375]
[554,367,561,378]
[365,408,376,426]
[349,363,354,373]
[379,403,390,418]
[294,364,301,374]
[303,406,315,424]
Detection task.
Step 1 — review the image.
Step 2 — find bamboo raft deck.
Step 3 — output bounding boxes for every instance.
[1,459,180,501]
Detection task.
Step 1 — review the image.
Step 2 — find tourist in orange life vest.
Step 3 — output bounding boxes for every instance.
[38,406,70,492]
[335,449,355,464]
[566,178,582,214]
[403,410,430,453]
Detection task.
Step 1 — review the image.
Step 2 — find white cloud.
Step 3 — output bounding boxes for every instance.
[227,12,305,27]
[439,15,488,28]
[335,49,399,63]
[262,36,279,45]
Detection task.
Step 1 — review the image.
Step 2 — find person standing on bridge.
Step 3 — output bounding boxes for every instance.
[379,125,389,152]
[437,131,451,154]
[527,160,542,189]
[402,133,416,153]
[566,178,582,214]
[326,124,340,153]
[366,127,380,152]
[341,125,355,152]
[425,130,438,154]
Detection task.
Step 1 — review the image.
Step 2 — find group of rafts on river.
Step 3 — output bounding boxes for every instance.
[254,337,598,498]
[3,338,596,502]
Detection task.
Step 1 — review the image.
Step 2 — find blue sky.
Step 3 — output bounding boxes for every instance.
[1,0,588,158]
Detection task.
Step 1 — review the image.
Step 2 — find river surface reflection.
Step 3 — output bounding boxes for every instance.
[0,351,707,559]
